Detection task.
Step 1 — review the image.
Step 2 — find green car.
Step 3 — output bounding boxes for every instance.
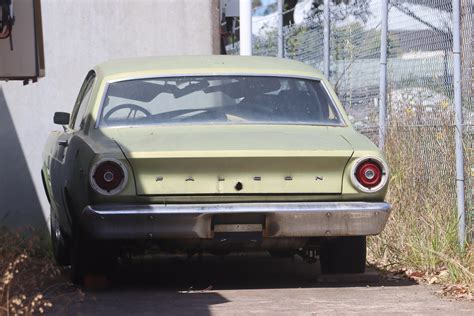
[42,55,390,284]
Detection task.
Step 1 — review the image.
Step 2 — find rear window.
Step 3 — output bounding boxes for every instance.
[98,76,344,128]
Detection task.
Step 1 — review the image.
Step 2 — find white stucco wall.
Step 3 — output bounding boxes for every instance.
[0,0,218,229]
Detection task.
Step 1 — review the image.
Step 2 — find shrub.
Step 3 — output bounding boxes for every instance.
[0,228,58,315]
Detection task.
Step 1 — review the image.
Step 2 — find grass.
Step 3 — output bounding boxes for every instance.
[368,108,474,290]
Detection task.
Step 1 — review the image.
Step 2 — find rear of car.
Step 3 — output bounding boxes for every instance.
[46,56,390,283]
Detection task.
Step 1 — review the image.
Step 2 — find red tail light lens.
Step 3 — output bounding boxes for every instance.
[90,159,128,195]
[351,157,388,193]
[355,161,382,188]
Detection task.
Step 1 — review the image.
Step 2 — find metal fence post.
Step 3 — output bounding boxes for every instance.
[453,0,466,250]
[277,0,284,58]
[239,0,252,56]
[379,0,388,150]
[323,0,330,78]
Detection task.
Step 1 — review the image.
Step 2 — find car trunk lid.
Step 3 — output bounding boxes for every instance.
[103,125,353,195]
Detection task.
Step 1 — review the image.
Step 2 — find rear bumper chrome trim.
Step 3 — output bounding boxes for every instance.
[81,202,391,239]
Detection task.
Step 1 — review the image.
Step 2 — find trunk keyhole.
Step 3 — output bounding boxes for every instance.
[235,182,243,191]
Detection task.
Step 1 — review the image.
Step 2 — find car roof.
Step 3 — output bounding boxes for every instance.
[94,55,324,81]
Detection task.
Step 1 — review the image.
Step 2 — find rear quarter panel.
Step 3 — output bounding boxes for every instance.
[42,131,62,212]
[339,129,389,201]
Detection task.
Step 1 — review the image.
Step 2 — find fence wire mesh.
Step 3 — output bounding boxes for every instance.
[225,0,474,236]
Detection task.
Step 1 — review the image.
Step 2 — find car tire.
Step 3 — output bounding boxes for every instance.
[69,234,88,285]
[69,233,117,285]
[319,236,366,274]
[50,211,70,266]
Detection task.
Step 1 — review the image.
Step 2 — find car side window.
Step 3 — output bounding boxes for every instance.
[70,71,96,130]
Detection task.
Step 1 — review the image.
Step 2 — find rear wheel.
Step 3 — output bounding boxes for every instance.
[50,210,70,266]
[319,236,366,274]
[69,233,118,285]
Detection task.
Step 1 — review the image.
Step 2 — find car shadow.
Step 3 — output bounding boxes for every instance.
[104,252,417,291]
[49,253,418,315]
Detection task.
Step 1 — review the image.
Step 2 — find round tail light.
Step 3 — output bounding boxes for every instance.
[351,157,388,193]
[90,159,128,195]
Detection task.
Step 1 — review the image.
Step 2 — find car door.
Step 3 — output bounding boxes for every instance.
[50,71,96,227]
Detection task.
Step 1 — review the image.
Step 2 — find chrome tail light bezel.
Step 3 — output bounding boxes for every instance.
[89,158,129,196]
[350,156,389,193]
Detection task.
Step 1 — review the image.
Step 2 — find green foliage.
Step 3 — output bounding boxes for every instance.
[252,0,263,8]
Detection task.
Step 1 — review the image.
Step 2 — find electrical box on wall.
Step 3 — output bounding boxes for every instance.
[0,0,45,83]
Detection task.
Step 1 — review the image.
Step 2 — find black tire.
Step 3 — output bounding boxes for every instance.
[319,236,366,274]
[69,233,117,285]
[69,234,88,285]
[50,211,70,266]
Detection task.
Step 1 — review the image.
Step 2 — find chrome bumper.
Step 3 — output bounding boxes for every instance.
[81,202,391,240]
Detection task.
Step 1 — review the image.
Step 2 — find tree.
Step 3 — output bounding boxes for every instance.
[252,0,263,8]
[283,0,298,26]
[309,0,370,22]
[283,0,371,27]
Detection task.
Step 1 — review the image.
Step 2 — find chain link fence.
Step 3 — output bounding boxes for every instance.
[226,0,474,238]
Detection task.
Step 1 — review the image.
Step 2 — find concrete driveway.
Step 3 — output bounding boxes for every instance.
[48,253,473,315]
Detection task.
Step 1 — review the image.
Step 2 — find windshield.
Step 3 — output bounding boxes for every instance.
[98,76,344,128]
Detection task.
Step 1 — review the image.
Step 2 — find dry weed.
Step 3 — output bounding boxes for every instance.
[0,228,59,315]
[368,106,474,291]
